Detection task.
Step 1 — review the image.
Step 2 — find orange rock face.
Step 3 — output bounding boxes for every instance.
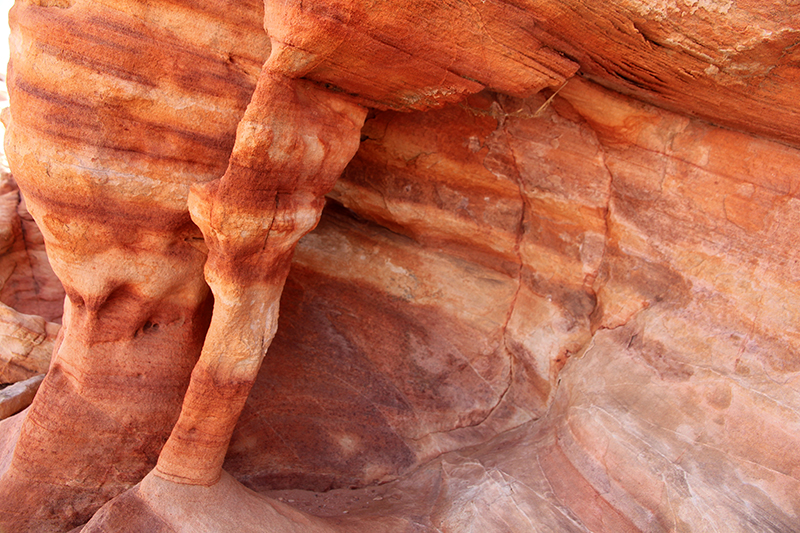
[154,70,366,489]
[223,76,800,521]
[0,0,264,528]
[526,0,800,146]
[264,0,578,109]
[0,0,799,532]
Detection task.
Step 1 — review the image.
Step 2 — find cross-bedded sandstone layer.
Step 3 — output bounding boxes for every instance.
[0,0,799,531]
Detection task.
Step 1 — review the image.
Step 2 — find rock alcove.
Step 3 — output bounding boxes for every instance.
[0,0,799,531]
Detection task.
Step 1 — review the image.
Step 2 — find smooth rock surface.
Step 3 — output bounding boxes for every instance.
[0,173,63,383]
[226,78,800,529]
[154,69,367,488]
[0,374,43,420]
[0,302,59,383]
[0,0,798,531]
[0,0,261,527]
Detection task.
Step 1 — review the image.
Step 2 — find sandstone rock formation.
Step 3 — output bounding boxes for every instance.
[0,374,43,420]
[0,173,62,384]
[0,0,799,532]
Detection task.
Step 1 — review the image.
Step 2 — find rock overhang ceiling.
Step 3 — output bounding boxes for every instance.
[0,0,798,531]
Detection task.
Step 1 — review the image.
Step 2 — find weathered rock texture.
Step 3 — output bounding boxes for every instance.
[257,77,800,531]
[0,374,43,420]
[0,0,799,532]
[263,0,578,109]
[154,69,366,489]
[0,173,63,384]
[218,76,800,531]
[0,0,254,526]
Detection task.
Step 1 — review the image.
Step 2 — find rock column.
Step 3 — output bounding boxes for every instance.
[155,69,366,485]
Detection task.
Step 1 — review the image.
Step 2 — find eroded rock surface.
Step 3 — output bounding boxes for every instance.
[220,78,800,532]
[0,0,798,532]
[0,174,63,384]
[0,374,43,420]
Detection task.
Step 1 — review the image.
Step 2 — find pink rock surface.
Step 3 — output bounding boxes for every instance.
[226,78,800,529]
[0,0,797,531]
[0,173,63,383]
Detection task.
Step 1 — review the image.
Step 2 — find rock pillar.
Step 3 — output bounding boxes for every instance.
[154,70,366,485]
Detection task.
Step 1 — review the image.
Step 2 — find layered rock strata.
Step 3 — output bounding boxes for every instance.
[0,0,798,531]
[154,69,366,486]
[0,0,580,529]
[78,80,800,529]
[214,76,800,531]
[0,174,62,384]
[0,0,268,527]
[248,77,800,531]
[80,67,368,533]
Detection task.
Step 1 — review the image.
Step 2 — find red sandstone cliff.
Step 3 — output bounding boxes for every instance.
[0,0,798,531]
